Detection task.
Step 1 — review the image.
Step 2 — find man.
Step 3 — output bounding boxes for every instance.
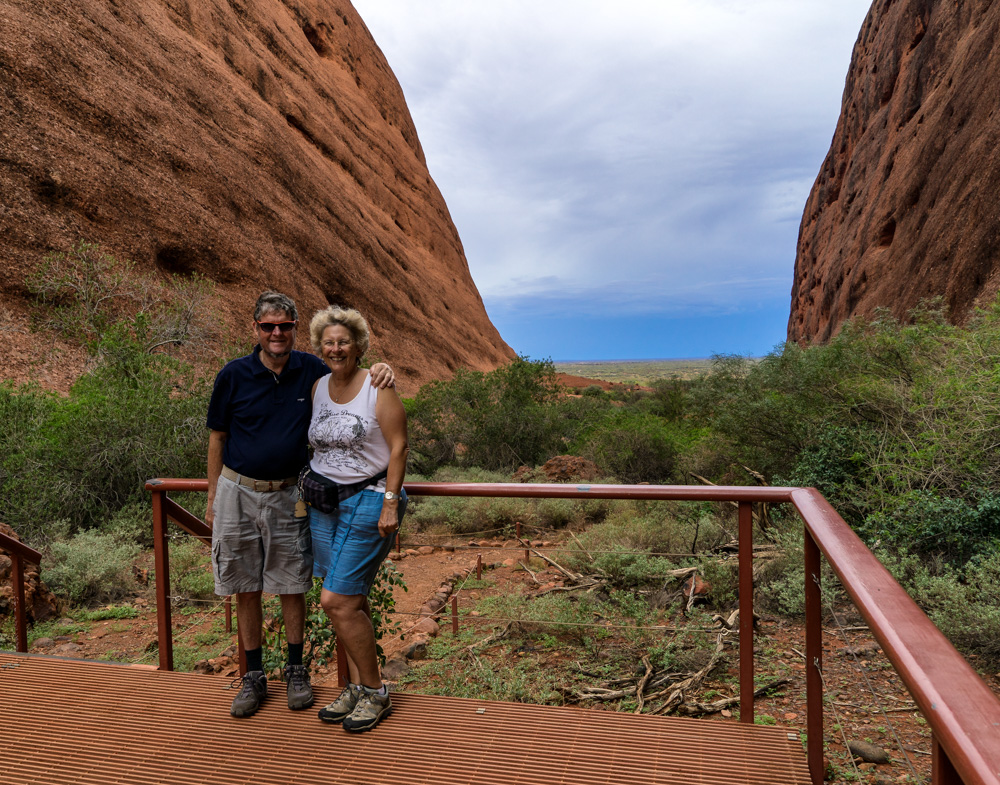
[206,291,394,717]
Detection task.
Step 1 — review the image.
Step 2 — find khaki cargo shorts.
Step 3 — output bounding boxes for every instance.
[211,474,313,595]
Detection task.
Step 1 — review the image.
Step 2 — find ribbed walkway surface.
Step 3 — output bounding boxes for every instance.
[0,652,809,784]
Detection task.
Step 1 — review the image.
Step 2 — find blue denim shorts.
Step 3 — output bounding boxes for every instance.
[309,488,406,596]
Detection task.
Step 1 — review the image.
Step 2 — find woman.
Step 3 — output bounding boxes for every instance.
[305,305,408,733]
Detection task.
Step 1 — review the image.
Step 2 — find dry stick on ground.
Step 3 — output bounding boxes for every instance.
[465,622,516,653]
[577,673,677,701]
[634,655,654,714]
[519,561,543,584]
[568,531,595,563]
[685,572,700,613]
[650,633,728,715]
[520,540,581,581]
[534,579,605,596]
[676,678,791,716]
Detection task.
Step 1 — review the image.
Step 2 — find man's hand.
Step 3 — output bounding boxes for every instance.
[369,362,395,389]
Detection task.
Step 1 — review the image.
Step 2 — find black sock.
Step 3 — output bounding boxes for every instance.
[287,642,304,667]
[246,647,263,673]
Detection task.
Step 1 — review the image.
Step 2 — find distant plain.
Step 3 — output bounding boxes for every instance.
[554,358,714,385]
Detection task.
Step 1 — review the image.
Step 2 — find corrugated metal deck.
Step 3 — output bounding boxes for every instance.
[0,652,810,784]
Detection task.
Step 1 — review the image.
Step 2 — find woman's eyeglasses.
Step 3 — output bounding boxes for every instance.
[256,321,297,333]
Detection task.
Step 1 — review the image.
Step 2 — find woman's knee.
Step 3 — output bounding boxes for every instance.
[321,590,363,619]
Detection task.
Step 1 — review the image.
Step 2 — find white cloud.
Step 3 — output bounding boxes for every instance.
[352,0,872,318]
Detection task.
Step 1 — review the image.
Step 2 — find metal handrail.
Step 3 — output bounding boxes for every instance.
[145,479,1000,785]
[0,529,42,653]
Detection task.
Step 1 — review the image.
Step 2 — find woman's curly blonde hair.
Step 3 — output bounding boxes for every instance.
[309,305,370,362]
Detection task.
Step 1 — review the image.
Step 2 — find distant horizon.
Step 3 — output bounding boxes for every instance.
[352,1,869,361]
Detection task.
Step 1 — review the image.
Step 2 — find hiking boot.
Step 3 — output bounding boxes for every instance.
[230,670,267,717]
[318,683,361,724]
[342,687,392,732]
[284,664,314,710]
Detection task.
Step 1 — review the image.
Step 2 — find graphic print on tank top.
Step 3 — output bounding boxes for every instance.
[309,409,371,475]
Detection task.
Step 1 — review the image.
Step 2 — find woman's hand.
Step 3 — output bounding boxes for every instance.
[378,499,400,538]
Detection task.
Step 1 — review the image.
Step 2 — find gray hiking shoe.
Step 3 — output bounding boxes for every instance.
[342,687,392,732]
[318,683,361,724]
[284,664,314,710]
[230,670,267,717]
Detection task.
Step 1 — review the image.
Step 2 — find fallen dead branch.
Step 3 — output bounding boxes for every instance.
[651,633,728,714]
[575,633,732,716]
[675,678,791,716]
[465,622,517,653]
[634,655,653,713]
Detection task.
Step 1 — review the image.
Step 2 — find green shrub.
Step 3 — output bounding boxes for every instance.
[572,411,680,484]
[44,530,141,605]
[262,562,406,672]
[588,546,679,588]
[880,547,1000,668]
[406,357,563,472]
[0,329,210,544]
[169,538,215,604]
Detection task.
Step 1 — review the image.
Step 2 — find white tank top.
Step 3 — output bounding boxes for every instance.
[308,371,390,488]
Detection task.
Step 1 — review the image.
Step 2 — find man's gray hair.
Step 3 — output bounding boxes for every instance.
[254,291,298,322]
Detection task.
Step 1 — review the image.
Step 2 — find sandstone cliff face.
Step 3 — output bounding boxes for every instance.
[789,0,1000,343]
[0,0,513,392]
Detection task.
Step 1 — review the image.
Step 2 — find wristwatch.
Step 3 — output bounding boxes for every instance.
[384,491,400,501]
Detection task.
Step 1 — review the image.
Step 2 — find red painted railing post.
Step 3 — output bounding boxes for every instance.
[451,595,459,635]
[477,553,482,580]
[932,735,961,785]
[738,501,754,724]
[804,529,823,785]
[336,640,348,687]
[151,488,174,671]
[12,553,27,652]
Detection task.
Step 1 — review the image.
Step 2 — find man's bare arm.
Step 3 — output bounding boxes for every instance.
[206,430,227,528]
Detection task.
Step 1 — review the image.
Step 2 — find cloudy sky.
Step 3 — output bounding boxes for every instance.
[351,1,874,361]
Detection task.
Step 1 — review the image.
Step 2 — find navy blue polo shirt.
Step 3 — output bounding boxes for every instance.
[207,346,328,480]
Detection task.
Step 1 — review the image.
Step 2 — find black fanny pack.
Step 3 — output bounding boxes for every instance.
[297,466,388,514]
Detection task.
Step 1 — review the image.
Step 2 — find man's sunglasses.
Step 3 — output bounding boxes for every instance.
[256,321,297,334]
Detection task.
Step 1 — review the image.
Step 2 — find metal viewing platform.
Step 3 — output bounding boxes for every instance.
[0,652,809,785]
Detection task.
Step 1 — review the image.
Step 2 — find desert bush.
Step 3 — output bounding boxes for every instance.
[752,526,845,616]
[572,503,714,557]
[587,546,679,588]
[879,548,1000,668]
[0,328,210,543]
[694,298,1000,565]
[262,562,406,672]
[169,538,216,604]
[44,530,141,605]
[27,240,215,353]
[572,411,681,484]
[406,357,564,472]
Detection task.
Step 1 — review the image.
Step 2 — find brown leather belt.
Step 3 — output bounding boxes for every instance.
[221,465,297,492]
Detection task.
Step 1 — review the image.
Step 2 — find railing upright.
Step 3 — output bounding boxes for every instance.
[738,500,754,724]
[150,487,174,671]
[803,529,823,785]
[0,530,43,654]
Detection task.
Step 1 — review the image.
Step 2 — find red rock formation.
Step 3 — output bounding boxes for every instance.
[0,0,513,393]
[789,0,1000,343]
